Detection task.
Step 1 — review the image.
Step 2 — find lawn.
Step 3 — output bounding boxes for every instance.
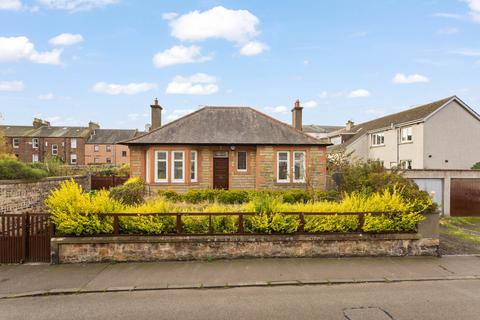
[440,217,480,255]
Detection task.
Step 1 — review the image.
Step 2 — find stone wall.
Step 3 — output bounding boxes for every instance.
[52,214,439,264]
[0,175,89,215]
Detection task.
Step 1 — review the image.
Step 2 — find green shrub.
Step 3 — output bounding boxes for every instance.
[304,215,358,233]
[109,177,145,205]
[158,190,182,202]
[0,159,48,180]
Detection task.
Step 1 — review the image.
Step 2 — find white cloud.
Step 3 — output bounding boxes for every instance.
[49,33,84,46]
[438,27,459,35]
[0,36,62,65]
[0,0,21,10]
[348,89,371,98]
[162,12,178,21]
[466,0,480,22]
[38,0,118,12]
[303,100,317,108]
[166,73,219,95]
[450,48,480,56]
[153,45,211,68]
[392,73,430,84]
[93,82,157,95]
[432,12,464,19]
[0,80,24,91]
[318,90,345,99]
[239,41,268,56]
[264,105,288,114]
[167,6,267,55]
[38,93,54,100]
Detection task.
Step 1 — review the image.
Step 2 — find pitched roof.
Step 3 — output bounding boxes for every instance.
[331,96,459,147]
[87,129,138,144]
[123,106,327,145]
[303,125,344,134]
[0,125,91,138]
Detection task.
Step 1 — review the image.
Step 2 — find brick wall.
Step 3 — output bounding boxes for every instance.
[129,144,328,192]
[85,143,130,165]
[8,136,86,165]
[0,175,90,215]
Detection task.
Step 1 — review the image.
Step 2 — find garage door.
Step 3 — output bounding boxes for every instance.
[413,178,443,214]
[451,178,480,217]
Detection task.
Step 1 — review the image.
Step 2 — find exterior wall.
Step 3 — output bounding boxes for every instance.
[0,175,89,215]
[7,136,86,165]
[424,100,480,169]
[51,214,439,263]
[85,143,130,165]
[129,144,328,192]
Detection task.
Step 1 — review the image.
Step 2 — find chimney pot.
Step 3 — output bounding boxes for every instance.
[150,98,163,131]
[33,118,44,129]
[88,121,100,130]
[291,99,303,131]
[346,120,354,131]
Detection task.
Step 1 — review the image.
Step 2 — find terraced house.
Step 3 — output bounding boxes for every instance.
[85,129,139,165]
[123,99,329,191]
[0,118,94,165]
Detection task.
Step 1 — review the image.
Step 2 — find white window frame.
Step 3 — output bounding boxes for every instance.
[171,151,185,183]
[190,151,198,182]
[52,144,58,156]
[400,126,413,143]
[71,138,77,149]
[70,154,77,165]
[12,138,19,148]
[106,145,112,152]
[237,151,247,172]
[293,151,306,183]
[154,151,168,183]
[371,132,385,146]
[277,151,290,183]
[32,154,39,163]
[94,145,99,152]
[32,138,39,149]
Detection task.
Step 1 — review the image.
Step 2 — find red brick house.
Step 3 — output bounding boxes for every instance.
[0,118,94,165]
[122,99,330,191]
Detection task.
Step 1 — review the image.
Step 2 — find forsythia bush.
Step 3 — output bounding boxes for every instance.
[46,181,429,235]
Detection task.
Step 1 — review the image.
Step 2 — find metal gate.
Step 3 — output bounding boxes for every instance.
[451,178,480,217]
[0,213,51,263]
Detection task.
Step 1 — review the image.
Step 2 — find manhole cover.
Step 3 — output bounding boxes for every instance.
[344,307,394,320]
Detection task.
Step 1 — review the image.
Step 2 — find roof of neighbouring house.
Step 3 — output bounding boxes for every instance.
[303,125,344,134]
[86,129,138,144]
[122,106,329,145]
[328,96,475,148]
[0,125,92,138]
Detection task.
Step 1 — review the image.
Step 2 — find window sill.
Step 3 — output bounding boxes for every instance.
[399,141,413,145]
[370,144,385,148]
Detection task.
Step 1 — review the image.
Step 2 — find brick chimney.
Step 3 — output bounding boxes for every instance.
[346,120,354,131]
[291,99,303,131]
[150,98,163,131]
[33,118,44,129]
[88,121,100,130]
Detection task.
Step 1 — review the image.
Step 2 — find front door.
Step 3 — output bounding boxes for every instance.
[213,157,229,189]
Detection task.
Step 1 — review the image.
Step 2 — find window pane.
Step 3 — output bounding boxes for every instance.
[174,152,183,161]
[279,152,288,161]
[190,151,197,181]
[158,152,166,160]
[279,162,288,180]
[237,152,247,170]
[157,161,167,180]
[174,161,183,180]
[294,152,305,181]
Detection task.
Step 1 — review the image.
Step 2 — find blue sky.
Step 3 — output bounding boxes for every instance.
[1,0,480,130]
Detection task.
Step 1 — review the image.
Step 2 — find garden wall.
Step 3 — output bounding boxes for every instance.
[0,175,89,215]
[51,214,439,264]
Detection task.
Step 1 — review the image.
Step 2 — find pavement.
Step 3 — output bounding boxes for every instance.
[1,255,480,299]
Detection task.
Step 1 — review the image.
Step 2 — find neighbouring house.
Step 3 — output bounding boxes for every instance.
[326,96,480,170]
[85,128,139,165]
[0,118,95,165]
[303,125,344,139]
[122,99,330,192]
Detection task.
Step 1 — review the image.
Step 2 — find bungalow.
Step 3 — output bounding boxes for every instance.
[122,99,330,192]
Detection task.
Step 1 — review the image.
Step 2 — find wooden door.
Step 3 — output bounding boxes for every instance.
[213,157,229,189]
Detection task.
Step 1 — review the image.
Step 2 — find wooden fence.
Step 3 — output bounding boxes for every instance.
[90,175,128,190]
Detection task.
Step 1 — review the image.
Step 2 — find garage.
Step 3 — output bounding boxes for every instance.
[450,178,480,217]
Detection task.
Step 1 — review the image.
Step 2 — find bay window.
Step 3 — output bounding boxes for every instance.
[155,151,168,183]
[172,151,185,183]
[277,151,290,182]
[293,151,306,182]
[190,151,197,182]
